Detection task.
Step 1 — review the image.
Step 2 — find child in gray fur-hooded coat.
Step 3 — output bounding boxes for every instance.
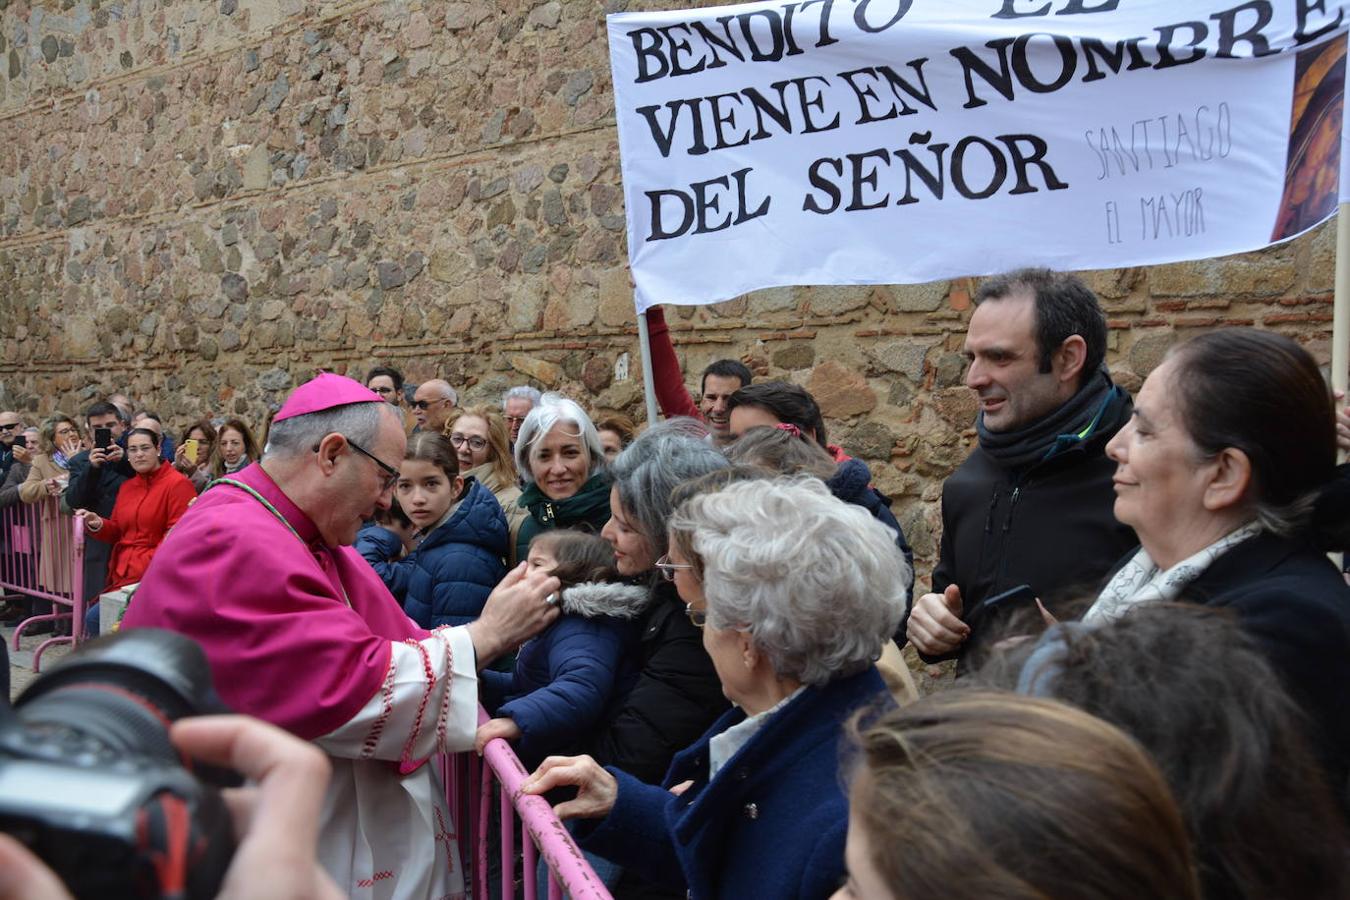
[477,530,653,768]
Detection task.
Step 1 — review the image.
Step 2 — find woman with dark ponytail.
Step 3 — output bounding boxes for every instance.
[1085,327,1350,793]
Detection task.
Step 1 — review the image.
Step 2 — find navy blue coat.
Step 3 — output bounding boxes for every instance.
[1172,531,1350,793]
[482,581,650,768]
[579,667,892,900]
[829,458,914,603]
[356,478,508,628]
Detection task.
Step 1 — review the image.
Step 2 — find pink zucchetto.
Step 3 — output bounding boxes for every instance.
[272,373,384,423]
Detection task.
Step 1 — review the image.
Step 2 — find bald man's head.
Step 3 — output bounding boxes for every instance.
[412,379,458,431]
[0,411,22,448]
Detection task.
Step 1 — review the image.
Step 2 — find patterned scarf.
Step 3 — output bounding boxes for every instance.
[1082,522,1262,624]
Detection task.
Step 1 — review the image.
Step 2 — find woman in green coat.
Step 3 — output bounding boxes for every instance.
[513,393,611,562]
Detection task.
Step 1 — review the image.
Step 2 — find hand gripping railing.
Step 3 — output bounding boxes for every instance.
[441,707,613,900]
[0,497,85,671]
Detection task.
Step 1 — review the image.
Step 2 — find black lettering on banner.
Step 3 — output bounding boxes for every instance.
[951,136,1009,199]
[852,0,914,33]
[800,132,1069,212]
[1080,36,1152,81]
[630,28,669,83]
[803,157,845,213]
[837,61,936,124]
[992,0,1120,18]
[1296,0,1344,43]
[1154,21,1208,68]
[846,149,892,210]
[1212,1,1276,58]
[798,75,842,132]
[951,38,1018,109]
[637,77,844,159]
[1009,33,1079,92]
[1000,134,1070,193]
[896,132,949,205]
[624,0,845,85]
[741,9,788,61]
[646,168,770,241]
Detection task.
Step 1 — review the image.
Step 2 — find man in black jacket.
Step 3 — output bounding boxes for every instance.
[906,268,1137,665]
[63,400,132,602]
[0,410,22,485]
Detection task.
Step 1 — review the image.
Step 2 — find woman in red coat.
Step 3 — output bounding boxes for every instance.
[75,427,196,633]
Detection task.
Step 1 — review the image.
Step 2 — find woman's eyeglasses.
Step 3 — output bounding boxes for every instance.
[449,433,488,453]
[654,553,693,582]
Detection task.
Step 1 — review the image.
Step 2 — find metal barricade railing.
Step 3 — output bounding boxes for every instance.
[440,707,613,900]
[0,496,86,671]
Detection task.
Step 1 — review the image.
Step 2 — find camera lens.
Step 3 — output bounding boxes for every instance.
[12,629,230,765]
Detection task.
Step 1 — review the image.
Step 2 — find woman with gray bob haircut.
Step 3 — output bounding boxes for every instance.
[674,476,907,684]
[525,477,906,899]
[512,393,605,485]
[603,417,722,571]
[512,393,611,563]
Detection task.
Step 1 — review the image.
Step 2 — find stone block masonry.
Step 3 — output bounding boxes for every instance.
[0,0,1339,592]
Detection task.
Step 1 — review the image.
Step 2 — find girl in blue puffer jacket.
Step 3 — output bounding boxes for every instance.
[476,530,651,768]
[357,432,508,628]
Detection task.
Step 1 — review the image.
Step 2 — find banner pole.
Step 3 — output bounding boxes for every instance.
[636,307,660,426]
[1330,202,1349,571]
[1335,202,1350,464]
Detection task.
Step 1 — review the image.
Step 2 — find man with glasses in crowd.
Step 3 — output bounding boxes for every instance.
[502,385,540,447]
[0,411,24,485]
[411,378,458,433]
[121,373,561,900]
[364,365,405,408]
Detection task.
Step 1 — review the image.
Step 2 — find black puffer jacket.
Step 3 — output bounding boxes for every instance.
[64,447,133,517]
[920,386,1137,664]
[589,580,729,785]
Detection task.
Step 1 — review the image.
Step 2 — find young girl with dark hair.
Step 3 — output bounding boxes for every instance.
[475,530,651,767]
[356,432,508,628]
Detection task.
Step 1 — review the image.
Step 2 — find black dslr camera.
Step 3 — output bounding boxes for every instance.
[0,629,238,899]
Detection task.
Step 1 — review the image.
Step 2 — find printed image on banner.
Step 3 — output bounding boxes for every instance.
[606,0,1350,310]
[1274,34,1345,241]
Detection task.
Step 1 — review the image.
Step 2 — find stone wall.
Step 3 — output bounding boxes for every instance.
[0,0,1339,585]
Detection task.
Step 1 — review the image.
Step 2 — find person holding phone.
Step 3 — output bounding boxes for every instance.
[0,427,39,512]
[174,418,217,493]
[64,400,135,608]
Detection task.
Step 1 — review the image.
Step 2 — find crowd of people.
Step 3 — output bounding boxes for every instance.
[1,266,1348,899]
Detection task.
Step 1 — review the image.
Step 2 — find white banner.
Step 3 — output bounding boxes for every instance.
[607,0,1349,311]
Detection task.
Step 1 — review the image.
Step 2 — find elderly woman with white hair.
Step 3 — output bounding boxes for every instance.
[512,393,611,562]
[525,477,909,900]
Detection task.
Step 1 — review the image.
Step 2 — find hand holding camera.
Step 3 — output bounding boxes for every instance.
[0,629,341,900]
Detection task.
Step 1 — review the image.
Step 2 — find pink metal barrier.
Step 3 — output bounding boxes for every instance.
[0,496,86,671]
[439,707,613,900]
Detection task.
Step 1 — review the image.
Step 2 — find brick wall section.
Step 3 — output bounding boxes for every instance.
[0,0,1339,586]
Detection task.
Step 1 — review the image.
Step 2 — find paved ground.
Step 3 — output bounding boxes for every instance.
[4,620,73,701]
